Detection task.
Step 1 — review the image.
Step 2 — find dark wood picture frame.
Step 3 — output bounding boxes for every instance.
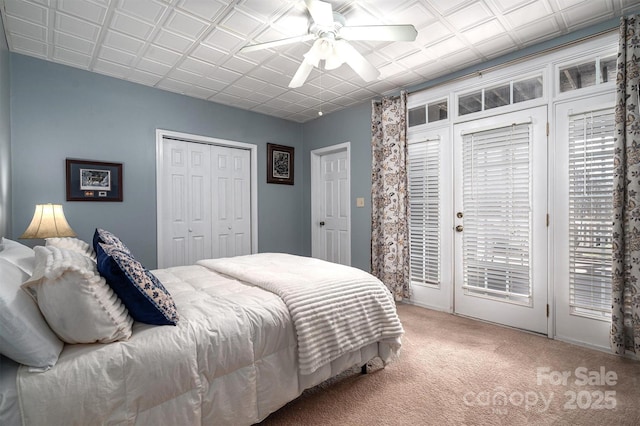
[267,143,294,185]
[66,158,123,201]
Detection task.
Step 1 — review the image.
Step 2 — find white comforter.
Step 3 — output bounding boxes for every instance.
[17,257,402,425]
[198,253,404,375]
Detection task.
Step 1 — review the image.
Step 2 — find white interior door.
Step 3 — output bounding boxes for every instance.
[454,106,548,334]
[311,143,351,265]
[160,139,212,267]
[553,93,615,350]
[211,146,251,258]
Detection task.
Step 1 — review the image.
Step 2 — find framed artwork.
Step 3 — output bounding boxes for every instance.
[267,143,294,185]
[66,158,123,201]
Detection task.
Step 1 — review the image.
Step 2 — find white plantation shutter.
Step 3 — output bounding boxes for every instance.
[408,138,440,286]
[568,109,614,318]
[462,123,532,303]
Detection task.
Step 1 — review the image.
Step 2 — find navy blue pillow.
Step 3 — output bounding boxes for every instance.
[96,243,178,326]
[93,228,131,254]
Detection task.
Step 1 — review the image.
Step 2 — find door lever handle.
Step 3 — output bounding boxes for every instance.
[319,221,325,227]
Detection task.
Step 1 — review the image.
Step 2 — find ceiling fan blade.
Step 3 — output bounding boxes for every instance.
[240,33,316,53]
[339,24,418,42]
[289,61,315,88]
[334,40,380,82]
[304,0,334,27]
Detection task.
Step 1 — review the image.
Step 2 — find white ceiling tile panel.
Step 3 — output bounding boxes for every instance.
[6,15,47,42]
[386,2,436,28]
[144,44,182,66]
[238,0,290,19]
[208,66,242,84]
[127,69,163,86]
[4,0,48,26]
[415,21,454,46]
[164,10,209,39]
[202,28,245,53]
[157,77,192,93]
[136,57,173,74]
[378,62,407,78]
[277,90,310,103]
[222,84,256,99]
[427,0,476,14]
[249,66,292,87]
[377,42,420,60]
[179,57,215,76]
[210,91,244,105]
[553,0,589,10]
[57,0,107,24]
[473,33,521,58]
[191,43,227,64]
[220,56,257,74]
[93,58,130,78]
[199,76,229,92]
[52,45,91,67]
[103,30,145,54]
[177,0,226,21]
[232,75,268,92]
[561,2,614,29]
[440,48,482,68]
[258,84,288,97]
[271,11,309,37]
[505,1,554,28]
[447,2,493,30]
[10,33,48,56]
[492,0,539,13]
[425,36,467,57]
[185,85,218,100]
[110,11,155,39]
[98,45,137,66]
[219,8,263,37]
[117,0,167,24]
[395,50,435,69]
[154,29,194,52]
[513,17,561,43]
[55,12,101,41]
[463,19,508,42]
[54,30,94,54]
[340,4,381,26]
[168,67,202,84]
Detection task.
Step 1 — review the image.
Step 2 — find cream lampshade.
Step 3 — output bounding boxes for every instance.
[20,204,77,239]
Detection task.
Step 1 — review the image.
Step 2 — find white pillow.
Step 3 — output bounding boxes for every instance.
[22,246,133,344]
[45,237,96,261]
[0,242,63,368]
[0,237,36,275]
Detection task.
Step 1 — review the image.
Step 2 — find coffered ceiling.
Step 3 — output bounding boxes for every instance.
[1,0,638,122]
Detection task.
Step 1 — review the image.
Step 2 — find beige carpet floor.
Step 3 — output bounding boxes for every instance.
[259,303,640,425]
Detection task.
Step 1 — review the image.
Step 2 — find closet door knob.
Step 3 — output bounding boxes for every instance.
[455,225,464,232]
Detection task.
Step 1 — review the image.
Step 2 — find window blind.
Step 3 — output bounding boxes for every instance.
[462,123,532,303]
[568,109,614,318]
[408,138,440,286]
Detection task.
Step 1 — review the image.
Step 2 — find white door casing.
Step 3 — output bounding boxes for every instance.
[311,143,351,265]
[156,129,257,268]
[453,106,548,334]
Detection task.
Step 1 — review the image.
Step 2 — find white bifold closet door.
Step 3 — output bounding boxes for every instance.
[159,138,251,268]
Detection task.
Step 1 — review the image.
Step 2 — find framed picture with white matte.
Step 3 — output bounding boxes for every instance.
[267,143,294,185]
[66,158,123,201]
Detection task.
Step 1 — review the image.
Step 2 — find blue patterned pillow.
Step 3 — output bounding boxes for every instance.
[96,243,178,326]
[93,228,131,254]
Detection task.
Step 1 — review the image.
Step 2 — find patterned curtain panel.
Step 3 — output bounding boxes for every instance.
[611,14,640,356]
[371,91,411,300]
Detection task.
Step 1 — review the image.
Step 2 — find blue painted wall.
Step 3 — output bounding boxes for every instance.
[300,101,372,272]
[0,17,10,239]
[9,54,304,268]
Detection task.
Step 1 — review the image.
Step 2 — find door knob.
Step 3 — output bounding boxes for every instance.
[319,221,325,227]
[455,225,464,232]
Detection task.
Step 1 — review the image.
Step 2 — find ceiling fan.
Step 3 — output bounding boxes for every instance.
[240,0,418,88]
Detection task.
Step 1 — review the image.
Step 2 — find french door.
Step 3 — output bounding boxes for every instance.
[453,106,548,334]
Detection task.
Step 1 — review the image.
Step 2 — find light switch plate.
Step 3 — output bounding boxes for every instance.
[356,197,365,207]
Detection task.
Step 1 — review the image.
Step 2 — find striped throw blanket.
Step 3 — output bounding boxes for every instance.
[198,253,403,375]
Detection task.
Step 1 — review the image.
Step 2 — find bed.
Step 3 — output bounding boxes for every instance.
[0,231,403,425]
